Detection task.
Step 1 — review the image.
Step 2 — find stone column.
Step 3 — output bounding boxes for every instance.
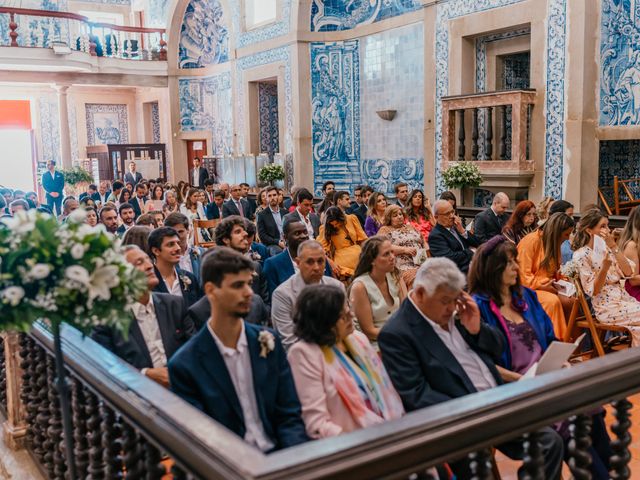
[55,85,73,169]
[2,333,27,450]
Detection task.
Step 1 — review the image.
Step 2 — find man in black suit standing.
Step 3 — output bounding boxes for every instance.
[378,258,564,479]
[283,188,320,239]
[257,186,286,256]
[473,192,510,243]
[91,245,195,387]
[42,160,65,216]
[191,157,209,189]
[222,184,249,218]
[428,199,481,273]
[124,161,143,186]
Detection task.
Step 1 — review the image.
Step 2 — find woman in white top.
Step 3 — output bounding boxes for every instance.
[179,187,209,243]
[349,236,407,345]
[145,184,165,213]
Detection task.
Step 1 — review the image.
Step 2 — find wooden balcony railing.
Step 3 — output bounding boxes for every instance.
[0,7,166,61]
[442,89,536,175]
[0,320,639,479]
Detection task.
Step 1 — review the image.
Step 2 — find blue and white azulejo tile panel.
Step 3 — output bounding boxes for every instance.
[600,0,640,126]
[179,72,233,155]
[311,40,362,194]
[85,104,129,146]
[311,0,421,32]
[360,158,424,195]
[258,83,279,157]
[151,102,161,143]
[178,0,229,69]
[39,94,61,166]
[599,140,640,204]
[231,0,292,48]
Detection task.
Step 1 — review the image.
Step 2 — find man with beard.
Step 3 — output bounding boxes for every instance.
[99,205,119,235]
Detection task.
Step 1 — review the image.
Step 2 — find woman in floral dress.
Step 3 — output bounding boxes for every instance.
[378,205,425,287]
[572,209,640,346]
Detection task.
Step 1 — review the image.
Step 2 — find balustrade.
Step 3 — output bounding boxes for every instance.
[442,89,536,175]
[0,7,166,61]
[0,321,640,478]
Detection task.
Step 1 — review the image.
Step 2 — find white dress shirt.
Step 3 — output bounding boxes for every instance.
[409,296,497,392]
[296,208,315,239]
[207,322,274,452]
[192,168,199,186]
[134,298,167,368]
[179,252,193,275]
[287,249,299,274]
[162,269,182,296]
[270,207,283,238]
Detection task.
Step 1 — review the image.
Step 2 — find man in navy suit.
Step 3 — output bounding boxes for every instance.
[473,192,510,243]
[379,258,564,479]
[428,200,481,273]
[222,184,250,218]
[240,183,257,219]
[91,181,111,207]
[164,212,205,285]
[263,220,332,299]
[257,186,286,256]
[130,183,148,220]
[205,189,225,220]
[124,161,143,186]
[42,160,65,216]
[347,185,372,228]
[282,188,320,239]
[169,247,309,451]
[92,245,195,387]
[191,157,209,189]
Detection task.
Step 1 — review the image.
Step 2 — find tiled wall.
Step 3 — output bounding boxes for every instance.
[179,72,233,155]
[599,140,640,203]
[85,104,129,145]
[359,22,424,194]
[600,0,640,126]
[258,83,279,158]
[39,94,61,166]
[178,0,229,69]
[311,0,421,32]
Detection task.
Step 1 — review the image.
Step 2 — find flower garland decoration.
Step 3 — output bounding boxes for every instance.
[442,162,483,190]
[257,164,286,184]
[0,209,147,334]
[59,166,94,186]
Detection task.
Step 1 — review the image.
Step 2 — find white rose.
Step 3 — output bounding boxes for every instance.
[89,265,120,302]
[1,210,35,234]
[65,265,90,287]
[30,263,52,280]
[68,208,87,223]
[70,243,86,260]
[1,286,25,306]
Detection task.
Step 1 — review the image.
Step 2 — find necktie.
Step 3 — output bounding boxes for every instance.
[237,201,244,217]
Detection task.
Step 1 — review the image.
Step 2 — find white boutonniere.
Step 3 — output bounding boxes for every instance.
[179,274,192,291]
[190,247,201,259]
[249,250,261,262]
[258,330,275,358]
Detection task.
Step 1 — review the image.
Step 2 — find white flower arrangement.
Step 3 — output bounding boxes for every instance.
[258,330,276,358]
[560,259,579,280]
[0,209,147,334]
[257,164,286,184]
[442,162,483,190]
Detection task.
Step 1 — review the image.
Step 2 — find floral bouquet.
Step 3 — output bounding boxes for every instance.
[442,161,483,190]
[257,163,286,184]
[560,259,579,280]
[0,209,147,334]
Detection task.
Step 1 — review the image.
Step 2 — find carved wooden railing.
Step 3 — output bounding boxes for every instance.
[442,89,536,175]
[1,322,640,478]
[0,7,167,61]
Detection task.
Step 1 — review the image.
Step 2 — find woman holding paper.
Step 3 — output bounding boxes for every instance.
[470,235,613,479]
[572,209,640,346]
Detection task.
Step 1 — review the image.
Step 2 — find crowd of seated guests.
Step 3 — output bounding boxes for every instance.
[11,169,640,479]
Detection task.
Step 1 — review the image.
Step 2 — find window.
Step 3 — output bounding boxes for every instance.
[245,0,277,30]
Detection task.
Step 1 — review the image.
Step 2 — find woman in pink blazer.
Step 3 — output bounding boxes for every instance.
[287,284,404,438]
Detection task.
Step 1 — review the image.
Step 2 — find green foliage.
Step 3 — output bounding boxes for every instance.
[257,164,286,184]
[60,166,94,186]
[0,210,147,335]
[442,162,483,189]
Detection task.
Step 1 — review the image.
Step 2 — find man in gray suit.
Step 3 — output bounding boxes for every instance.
[283,188,320,239]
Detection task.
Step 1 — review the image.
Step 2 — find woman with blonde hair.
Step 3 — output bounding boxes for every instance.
[350,236,407,345]
[620,206,640,301]
[573,209,640,345]
[364,192,387,237]
[378,205,425,287]
[517,212,576,338]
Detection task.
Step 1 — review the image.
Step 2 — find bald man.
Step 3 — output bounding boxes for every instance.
[427,200,481,273]
[473,192,510,243]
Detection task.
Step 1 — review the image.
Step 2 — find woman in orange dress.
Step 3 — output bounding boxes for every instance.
[319,207,368,278]
[517,212,576,338]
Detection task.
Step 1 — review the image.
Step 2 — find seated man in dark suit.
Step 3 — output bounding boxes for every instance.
[473,192,510,243]
[92,245,195,387]
[346,185,371,228]
[222,184,250,218]
[205,189,225,220]
[379,258,564,479]
[169,248,309,451]
[79,184,97,202]
[262,220,333,299]
[257,186,286,256]
[282,188,320,239]
[240,182,257,219]
[149,227,202,308]
[215,216,269,307]
[130,182,148,220]
[428,199,481,273]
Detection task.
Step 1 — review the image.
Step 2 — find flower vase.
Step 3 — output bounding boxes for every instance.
[275,179,284,189]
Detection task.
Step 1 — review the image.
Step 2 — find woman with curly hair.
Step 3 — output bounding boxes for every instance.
[404,189,435,243]
[319,206,367,278]
[502,200,537,245]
